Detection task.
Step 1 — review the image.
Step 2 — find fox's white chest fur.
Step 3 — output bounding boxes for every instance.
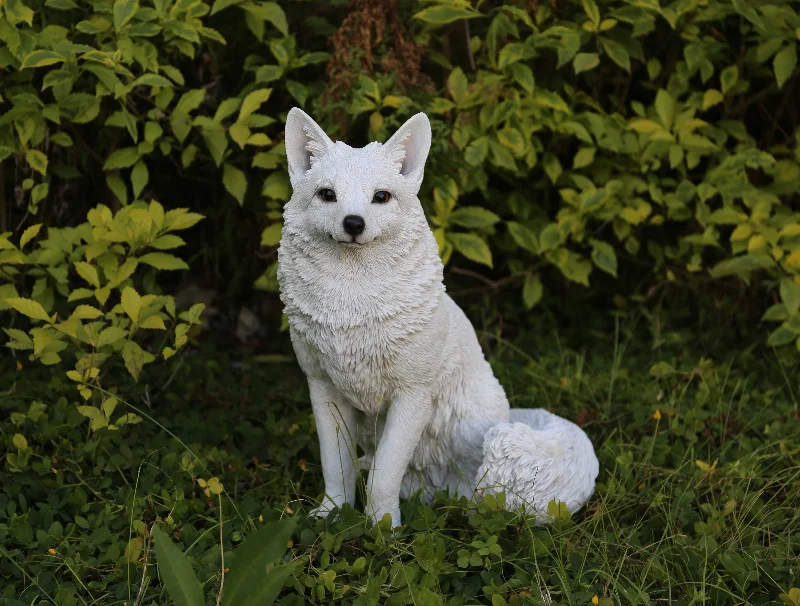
[278,212,444,415]
[277,107,599,526]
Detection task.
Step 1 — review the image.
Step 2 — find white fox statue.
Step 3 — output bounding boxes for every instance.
[277,107,599,527]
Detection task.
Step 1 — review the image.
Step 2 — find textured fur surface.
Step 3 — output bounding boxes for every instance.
[277,107,599,526]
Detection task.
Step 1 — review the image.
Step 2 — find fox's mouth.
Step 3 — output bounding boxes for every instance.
[330,234,367,246]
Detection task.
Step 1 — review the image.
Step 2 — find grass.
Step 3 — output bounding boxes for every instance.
[1,308,799,605]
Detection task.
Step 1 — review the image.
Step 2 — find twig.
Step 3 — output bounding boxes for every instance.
[464,19,475,72]
[0,161,6,233]
[449,266,497,287]
[216,493,225,606]
[133,525,156,606]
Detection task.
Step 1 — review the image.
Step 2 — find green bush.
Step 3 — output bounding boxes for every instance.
[2,0,799,356]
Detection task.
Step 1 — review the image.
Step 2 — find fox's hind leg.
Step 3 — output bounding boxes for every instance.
[307,377,359,518]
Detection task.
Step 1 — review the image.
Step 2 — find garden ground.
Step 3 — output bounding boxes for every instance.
[1,306,799,605]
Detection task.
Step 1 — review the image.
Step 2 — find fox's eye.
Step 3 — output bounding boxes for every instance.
[319,189,336,202]
[372,191,390,204]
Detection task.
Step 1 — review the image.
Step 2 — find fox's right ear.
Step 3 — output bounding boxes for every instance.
[285,107,334,186]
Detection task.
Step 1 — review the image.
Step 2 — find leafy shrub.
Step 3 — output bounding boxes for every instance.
[0,200,204,415]
[4,0,796,355]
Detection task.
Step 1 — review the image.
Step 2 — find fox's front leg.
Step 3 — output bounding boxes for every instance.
[367,388,432,527]
[308,377,358,518]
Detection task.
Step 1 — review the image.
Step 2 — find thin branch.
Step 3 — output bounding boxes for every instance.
[464,19,475,72]
[216,493,225,606]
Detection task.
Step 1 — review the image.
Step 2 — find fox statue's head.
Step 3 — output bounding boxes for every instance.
[283,107,432,249]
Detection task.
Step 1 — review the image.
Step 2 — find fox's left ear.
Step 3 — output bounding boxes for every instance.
[383,113,431,186]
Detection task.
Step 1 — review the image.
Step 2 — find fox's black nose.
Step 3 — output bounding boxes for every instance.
[343,215,365,236]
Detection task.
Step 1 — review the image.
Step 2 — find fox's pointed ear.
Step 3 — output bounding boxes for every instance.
[383,113,431,186]
[285,107,334,185]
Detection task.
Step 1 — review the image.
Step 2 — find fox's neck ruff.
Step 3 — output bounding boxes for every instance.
[278,211,445,333]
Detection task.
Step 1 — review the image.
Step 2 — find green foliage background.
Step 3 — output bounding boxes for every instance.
[1,0,800,604]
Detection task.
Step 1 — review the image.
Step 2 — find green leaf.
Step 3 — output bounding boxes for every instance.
[496,128,525,156]
[138,253,189,270]
[74,262,100,288]
[509,62,534,94]
[413,6,482,26]
[449,207,501,228]
[104,148,141,170]
[507,221,538,254]
[150,235,186,250]
[0,284,20,311]
[106,174,128,206]
[238,88,272,123]
[221,517,297,606]
[19,224,42,249]
[731,0,763,29]
[539,224,564,252]
[720,65,739,95]
[703,89,724,110]
[210,0,243,14]
[448,233,493,268]
[121,286,141,323]
[581,0,600,25]
[21,50,65,69]
[26,150,47,176]
[590,239,618,277]
[6,297,52,322]
[767,324,795,347]
[780,278,800,316]
[97,326,127,348]
[601,38,630,72]
[153,525,204,606]
[122,340,154,380]
[774,44,797,90]
[131,161,149,199]
[223,163,247,205]
[465,136,489,166]
[655,89,677,130]
[542,153,562,184]
[522,274,543,310]
[132,73,173,88]
[261,223,283,246]
[240,2,288,35]
[447,68,468,104]
[113,0,139,31]
[77,405,108,431]
[548,248,592,286]
[573,147,596,169]
[175,89,206,114]
[709,254,775,278]
[261,172,290,200]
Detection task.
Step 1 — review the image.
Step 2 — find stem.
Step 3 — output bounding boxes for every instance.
[216,494,225,606]
[0,161,6,233]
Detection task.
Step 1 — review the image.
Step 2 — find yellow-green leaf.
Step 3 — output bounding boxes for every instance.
[138,253,189,270]
[74,262,101,288]
[223,163,247,205]
[5,297,52,323]
[26,150,48,175]
[448,233,493,268]
[19,224,42,249]
[140,315,166,329]
[238,88,272,123]
[21,50,66,69]
[413,5,482,25]
[261,223,283,246]
[121,286,141,323]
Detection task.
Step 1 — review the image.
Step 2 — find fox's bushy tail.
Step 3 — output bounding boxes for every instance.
[475,408,599,524]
